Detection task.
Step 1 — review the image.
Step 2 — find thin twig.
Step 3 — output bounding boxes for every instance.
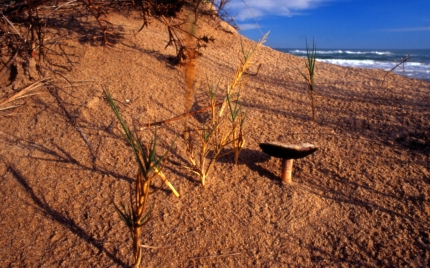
[382,54,410,82]
[140,244,164,249]
[286,132,336,136]
[147,101,223,127]
[2,14,22,39]
[189,252,242,260]
[51,0,78,12]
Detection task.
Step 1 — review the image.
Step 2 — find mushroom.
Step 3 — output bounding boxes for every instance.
[259,142,318,184]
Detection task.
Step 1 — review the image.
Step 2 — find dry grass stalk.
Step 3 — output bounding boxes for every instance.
[147,101,223,127]
[0,79,47,112]
[183,34,268,185]
[189,251,242,260]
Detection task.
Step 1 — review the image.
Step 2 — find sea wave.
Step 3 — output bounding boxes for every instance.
[317,59,430,81]
[345,51,393,55]
[289,50,393,55]
[280,48,430,81]
[317,59,429,68]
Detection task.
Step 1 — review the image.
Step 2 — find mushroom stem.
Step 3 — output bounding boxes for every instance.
[281,159,294,184]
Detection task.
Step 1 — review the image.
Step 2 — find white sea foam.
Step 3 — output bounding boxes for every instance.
[282,48,430,81]
[343,51,393,55]
[317,59,430,81]
[316,59,393,69]
[318,58,428,68]
[289,50,393,55]
[290,50,343,54]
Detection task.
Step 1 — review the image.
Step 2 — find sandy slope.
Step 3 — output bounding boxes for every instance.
[0,10,429,267]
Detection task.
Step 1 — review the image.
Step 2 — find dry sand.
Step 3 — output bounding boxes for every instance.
[0,11,429,267]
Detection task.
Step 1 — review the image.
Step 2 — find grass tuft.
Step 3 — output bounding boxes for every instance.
[183,33,268,185]
[104,89,178,267]
[297,39,317,121]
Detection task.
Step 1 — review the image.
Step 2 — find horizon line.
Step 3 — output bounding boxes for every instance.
[271,47,430,50]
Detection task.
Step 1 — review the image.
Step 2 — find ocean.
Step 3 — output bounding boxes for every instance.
[276,48,430,82]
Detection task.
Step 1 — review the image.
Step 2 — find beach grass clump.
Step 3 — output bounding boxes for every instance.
[1,0,225,79]
[183,34,267,185]
[297,39,317,121]
[104,90,178,267]
[183,79,234,185]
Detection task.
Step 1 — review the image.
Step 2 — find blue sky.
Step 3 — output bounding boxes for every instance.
[226,0,430,49]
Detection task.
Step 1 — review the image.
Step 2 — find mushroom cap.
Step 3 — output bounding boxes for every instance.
[259,142,318,159]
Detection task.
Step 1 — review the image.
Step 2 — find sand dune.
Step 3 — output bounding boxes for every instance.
[1,10,429,267]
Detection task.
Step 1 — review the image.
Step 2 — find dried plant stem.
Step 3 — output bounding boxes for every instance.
[153,166,179,197]
[184,117,232,185]
[2,14,22,39]
[310,90,316,122]
[382,54,410,83]
[233,131,239,164]
[232,128,245,165]
[131,172,151,268]
[133,223,143,267]
[148,101,223,127]
[189,251,242,260]
[106,90,177,267]
[0,79,47,112]
[183,33,268,185]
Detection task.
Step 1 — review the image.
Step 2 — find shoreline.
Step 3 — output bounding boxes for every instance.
[276,48,430,82]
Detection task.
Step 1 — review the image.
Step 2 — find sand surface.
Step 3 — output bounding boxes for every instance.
[1,10,429,267]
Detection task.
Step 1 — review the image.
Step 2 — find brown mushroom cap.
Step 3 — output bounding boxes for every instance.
[259,142,318,159]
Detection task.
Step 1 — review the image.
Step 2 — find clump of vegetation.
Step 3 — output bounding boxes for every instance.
[183,34,267,185]
[297,39,317,121]
[105,90,178,267]
[0,0,234,81]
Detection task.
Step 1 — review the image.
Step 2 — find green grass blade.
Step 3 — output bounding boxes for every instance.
[304,38,317,84]
[113,202,134,228]
[104,90,147,175]
[137,203,154,226]
[152,136,177,172]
